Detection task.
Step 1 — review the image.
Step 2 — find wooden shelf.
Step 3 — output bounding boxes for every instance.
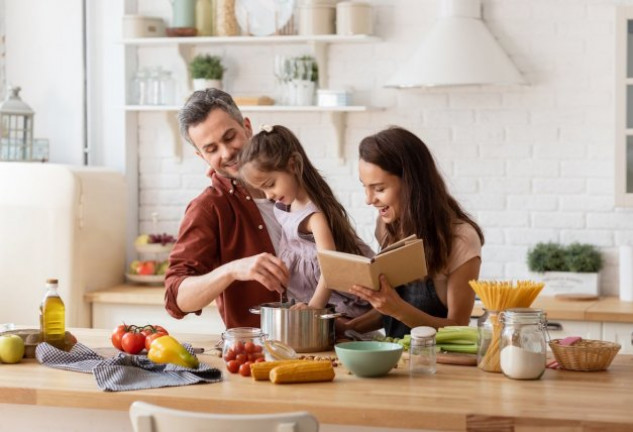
[125,105,374,112]
[121,34,379,46]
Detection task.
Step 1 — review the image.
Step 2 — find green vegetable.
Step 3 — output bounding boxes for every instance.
[436,326,478,354]
[436,344,478,354]
[436,326,478,345]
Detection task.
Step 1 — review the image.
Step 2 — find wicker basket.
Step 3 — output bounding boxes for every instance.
[549,339,621,371]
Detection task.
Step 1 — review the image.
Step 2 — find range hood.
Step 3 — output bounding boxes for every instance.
[385,0,526,88]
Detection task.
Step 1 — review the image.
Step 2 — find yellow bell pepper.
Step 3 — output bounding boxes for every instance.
[147,335,199,369]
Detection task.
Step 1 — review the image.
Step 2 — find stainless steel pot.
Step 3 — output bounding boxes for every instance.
[250,302,342,353]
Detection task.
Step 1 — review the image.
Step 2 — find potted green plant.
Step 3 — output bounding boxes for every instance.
[527,242,603,296]
[189,54,226,91]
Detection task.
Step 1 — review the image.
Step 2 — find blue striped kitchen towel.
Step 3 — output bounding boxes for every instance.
[35,342,222,392]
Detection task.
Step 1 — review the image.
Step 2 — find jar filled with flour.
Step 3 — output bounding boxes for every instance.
[499,308,547,380]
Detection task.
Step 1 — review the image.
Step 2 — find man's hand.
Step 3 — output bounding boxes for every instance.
[228,253,289,294]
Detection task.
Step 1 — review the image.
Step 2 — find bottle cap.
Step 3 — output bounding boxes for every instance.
[46,278,58,284]
[411,326,436,339]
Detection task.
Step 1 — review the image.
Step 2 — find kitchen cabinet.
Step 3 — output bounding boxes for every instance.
[85,285,224,334]
[615,6,633,206]
[602,322,633,354]
[546,319,602,340]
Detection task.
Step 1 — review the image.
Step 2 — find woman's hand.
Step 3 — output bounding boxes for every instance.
[349,274,403,318]
[289,302,309,310]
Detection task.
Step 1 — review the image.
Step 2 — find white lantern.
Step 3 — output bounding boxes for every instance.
[0,86,35,161]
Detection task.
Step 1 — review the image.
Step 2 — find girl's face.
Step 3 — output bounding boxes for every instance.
[359,159,402,224]
[241,163,300,206]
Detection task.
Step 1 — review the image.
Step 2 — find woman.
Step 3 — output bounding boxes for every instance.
[345,126,484,338]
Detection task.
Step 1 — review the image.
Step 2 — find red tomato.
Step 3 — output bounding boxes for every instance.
[254,344,263,353]
[111,324,128,351]
[235,353,247,364]
[254,357,266,363]
[153,325,168,335]
[239,361,252,377]
[121,331,146,354]
[145,331,167,351]
[223,349,236,362]
[244,341,256,354]
[233,341,245,354]
[226,360,240,374]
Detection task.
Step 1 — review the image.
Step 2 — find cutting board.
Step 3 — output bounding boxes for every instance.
[436,352,477,366]
[555,293,599,302]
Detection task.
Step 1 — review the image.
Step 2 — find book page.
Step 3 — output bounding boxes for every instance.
[373,239,427,288]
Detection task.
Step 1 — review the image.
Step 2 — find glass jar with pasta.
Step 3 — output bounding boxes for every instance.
[477,309,501,372]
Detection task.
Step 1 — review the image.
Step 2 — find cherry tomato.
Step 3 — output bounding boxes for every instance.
[254,344,263,353]
[233,341,245,354]
[226,360,240,374]
[254,357,266,363]
[235,353,247,364]
[145,331,167,351]
[111,324,128,351]
[239,361,252,377]
[121,331,146,354]
[244,341,256,354]
[223,349,236,362]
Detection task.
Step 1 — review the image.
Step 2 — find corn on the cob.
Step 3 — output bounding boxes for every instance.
[270,360,335,384]
[250,360,304,381]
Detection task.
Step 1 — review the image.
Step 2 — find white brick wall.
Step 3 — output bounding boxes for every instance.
[132,0,633,297]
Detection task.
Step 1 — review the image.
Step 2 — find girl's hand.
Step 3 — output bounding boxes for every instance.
[289,302,309,310]
[349,274,403,318]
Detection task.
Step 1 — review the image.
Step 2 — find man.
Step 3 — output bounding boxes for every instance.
[164,89,289,328]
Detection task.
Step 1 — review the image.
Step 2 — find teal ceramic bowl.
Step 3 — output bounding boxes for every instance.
[335,341,403,377]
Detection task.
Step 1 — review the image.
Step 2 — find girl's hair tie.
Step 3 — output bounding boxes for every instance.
[259,124,273,133]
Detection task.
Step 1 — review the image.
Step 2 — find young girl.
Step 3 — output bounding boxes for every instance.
[238,124,372,318]
[345,126,485,338]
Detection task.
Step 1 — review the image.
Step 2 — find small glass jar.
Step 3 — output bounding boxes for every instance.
[477,308,502,373]
[409,326,436,375]
[499,308,547,380]
[221,327,267,369]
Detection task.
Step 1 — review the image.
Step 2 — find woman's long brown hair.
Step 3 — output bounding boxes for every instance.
[239,125,362,255]
[359,126,484,277]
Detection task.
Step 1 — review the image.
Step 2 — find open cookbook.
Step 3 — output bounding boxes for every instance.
[317,235,428,292]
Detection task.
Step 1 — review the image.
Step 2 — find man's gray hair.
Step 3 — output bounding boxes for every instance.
[178,88,244,147]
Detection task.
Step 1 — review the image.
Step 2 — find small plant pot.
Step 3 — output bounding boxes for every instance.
[192,78,222,91]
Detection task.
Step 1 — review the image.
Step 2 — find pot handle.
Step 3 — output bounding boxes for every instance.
[319,312,345,320]
[249,306,262,315]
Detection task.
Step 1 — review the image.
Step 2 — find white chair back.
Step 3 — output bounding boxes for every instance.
[129,401,319,432]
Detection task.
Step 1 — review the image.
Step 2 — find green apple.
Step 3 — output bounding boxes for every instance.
[129,259,141,275]
[0,334,25,364]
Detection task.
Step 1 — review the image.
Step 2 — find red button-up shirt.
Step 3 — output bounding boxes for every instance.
[165,173,279,329]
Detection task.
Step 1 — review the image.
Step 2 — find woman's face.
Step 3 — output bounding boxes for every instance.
[359,159,402,224]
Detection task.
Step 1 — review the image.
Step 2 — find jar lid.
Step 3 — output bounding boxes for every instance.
[411,326,436,339]
[264,339,297,360]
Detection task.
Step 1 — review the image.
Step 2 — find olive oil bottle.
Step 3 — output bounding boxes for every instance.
[40,278,66,349]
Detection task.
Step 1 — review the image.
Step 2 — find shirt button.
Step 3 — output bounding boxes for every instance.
[258,225,263,230]
[246,196,251,200]
[229,189,234,194]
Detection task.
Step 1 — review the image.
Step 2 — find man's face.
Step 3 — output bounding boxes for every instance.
[188,109,252,178]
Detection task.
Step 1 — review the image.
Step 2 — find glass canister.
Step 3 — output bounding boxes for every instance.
[499,308,547,380]
[409,326,437,375]
[477,308,501,373]
[221,327,266,374]
[215,0,239,36]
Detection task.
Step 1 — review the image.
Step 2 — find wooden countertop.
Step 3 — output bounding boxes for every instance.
[3,328,633,431]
